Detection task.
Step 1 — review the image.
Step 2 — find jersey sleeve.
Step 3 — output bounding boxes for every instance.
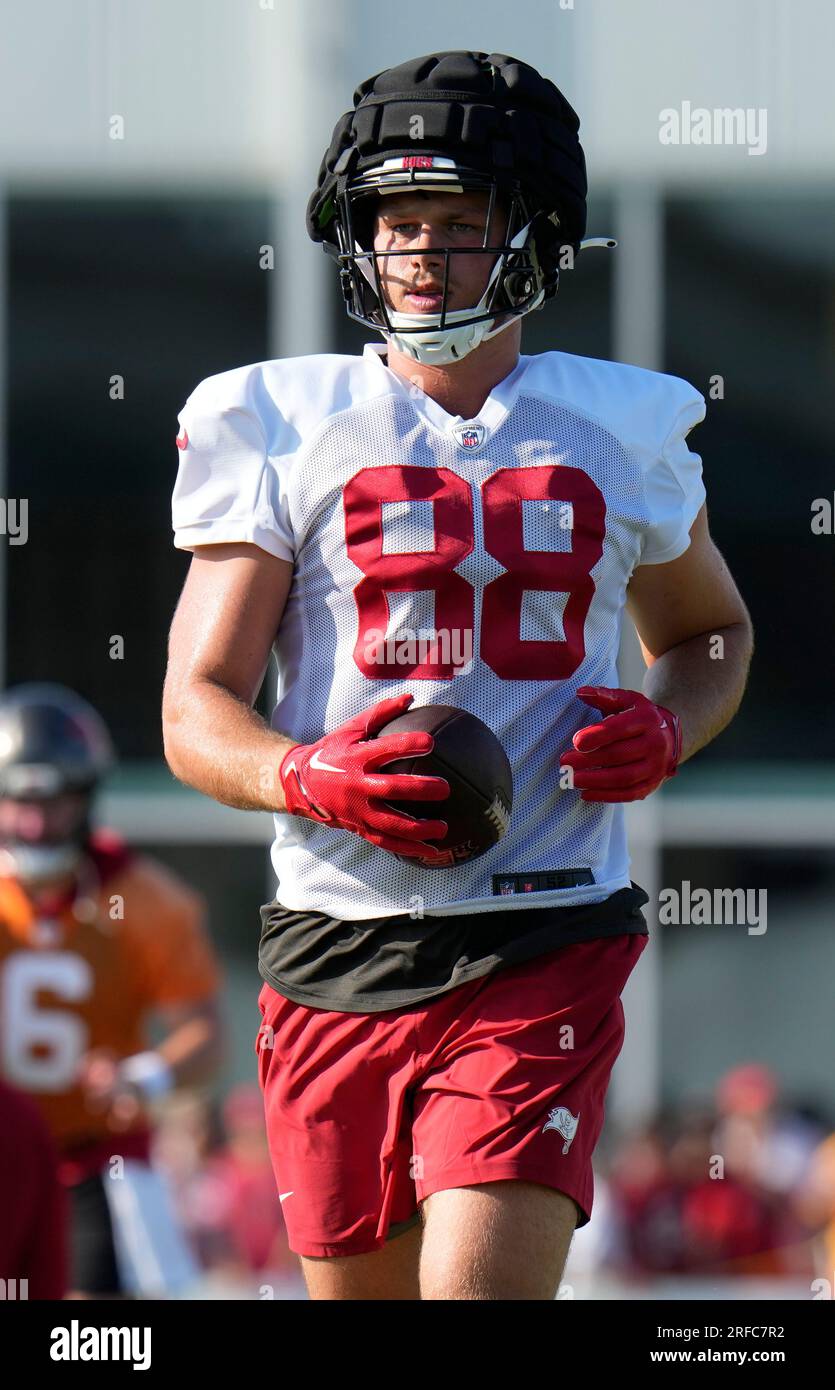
[172,375,295,561]
[640,392,707,565]
[122,858,222,1010]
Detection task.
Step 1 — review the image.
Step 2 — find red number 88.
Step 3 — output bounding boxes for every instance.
[343,464,605,681]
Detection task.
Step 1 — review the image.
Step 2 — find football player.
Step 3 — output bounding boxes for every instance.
[164,51,753,1300]
[0,684,223,1297]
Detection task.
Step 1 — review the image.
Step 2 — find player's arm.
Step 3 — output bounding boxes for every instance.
[162,541,297,812]
[623,503,753,762]
[147,995,224,1088]
[162,542,449,854]
[78,998,223,1123]
[79,875,224,1119]
[560,505,753,802]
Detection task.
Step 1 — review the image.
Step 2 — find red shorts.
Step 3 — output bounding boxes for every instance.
[256,931,647,1258]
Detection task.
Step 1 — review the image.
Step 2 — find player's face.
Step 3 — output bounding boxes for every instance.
[0,792,88,847]
[372,191,509,316]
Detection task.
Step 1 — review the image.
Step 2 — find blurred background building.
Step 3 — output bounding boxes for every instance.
[1,0,833,1296]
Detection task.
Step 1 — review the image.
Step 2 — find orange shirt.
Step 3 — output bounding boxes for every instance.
[0,830,220,1150]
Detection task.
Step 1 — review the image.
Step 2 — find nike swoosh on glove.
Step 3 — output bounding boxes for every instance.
[278,693,450,860]
[558,685,682,803]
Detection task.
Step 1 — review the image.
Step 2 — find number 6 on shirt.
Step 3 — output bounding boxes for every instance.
[343,463,606,681]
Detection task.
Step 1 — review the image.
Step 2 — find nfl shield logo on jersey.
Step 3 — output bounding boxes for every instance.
[454,422,486,449]
[542,1105,580,1154]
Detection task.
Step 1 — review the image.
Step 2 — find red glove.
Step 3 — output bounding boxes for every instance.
[559,685,682,803]
[279,693,449,860]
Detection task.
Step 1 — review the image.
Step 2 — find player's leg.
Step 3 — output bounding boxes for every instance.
[419,1180,578,1300]
[409,934,649,1301]
[256,983,422,1295]
[65,1173,125,1298]
[66,1165,195,1299]
[299,1216,423,1300]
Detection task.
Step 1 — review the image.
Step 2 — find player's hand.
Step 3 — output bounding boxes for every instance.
[77,1048,144,1131]
[559,685,682,802]
[278,693,450,860]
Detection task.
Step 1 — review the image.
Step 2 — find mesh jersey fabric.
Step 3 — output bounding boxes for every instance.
[173,342,705,921]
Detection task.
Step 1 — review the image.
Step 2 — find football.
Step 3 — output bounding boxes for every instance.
[378,704,513,868]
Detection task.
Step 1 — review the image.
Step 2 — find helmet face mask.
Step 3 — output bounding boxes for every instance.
[327,158,550,365]
[0,791,92,887]
[0,841,86,887]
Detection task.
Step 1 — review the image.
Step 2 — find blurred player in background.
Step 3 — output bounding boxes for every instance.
[0,684,223,1298]
[164,51,753,1299]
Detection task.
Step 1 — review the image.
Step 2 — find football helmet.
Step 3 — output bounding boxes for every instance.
[0,683,115,884]
[307,50,614,365]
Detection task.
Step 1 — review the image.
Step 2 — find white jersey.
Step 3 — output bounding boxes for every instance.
[172,342,705,920]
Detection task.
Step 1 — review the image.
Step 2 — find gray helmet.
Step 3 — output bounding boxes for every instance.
[0,683,115,885]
